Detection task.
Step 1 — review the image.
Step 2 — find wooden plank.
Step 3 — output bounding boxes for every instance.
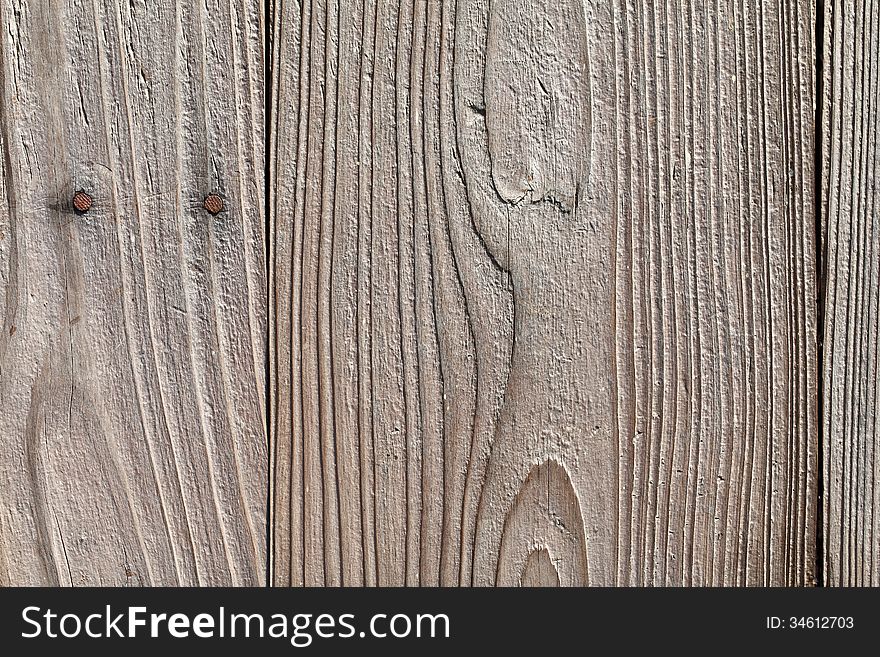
[0,0,266,585]
[271,0,818,585]
[820,0,880,586]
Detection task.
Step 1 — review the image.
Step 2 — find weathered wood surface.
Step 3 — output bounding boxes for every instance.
[271,0,818,586]
[0,0,266,585]
[820,0,880,586]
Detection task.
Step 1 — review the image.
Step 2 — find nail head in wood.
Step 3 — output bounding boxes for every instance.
[73,190,93,214]
[204,193,224,215]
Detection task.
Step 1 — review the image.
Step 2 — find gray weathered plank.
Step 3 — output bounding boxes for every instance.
[272,0,818,585]
[820,0,880,586]
[0,0,266,585]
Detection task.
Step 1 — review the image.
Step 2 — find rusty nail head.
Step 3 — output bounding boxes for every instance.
[73,190,93,213]
[204,193,224,215]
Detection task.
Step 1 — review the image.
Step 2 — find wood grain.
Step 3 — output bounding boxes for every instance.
[271,0,819,586]
[595,0,818,586]
[820,0,880,586]
[0,0,266,585]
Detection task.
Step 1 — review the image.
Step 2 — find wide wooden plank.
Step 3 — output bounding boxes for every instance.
[0,0,266,585]
[820,0,880,586]
[270,0,817,585]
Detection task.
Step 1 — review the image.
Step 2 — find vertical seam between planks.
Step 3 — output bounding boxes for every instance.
[815,0,826,588]
[265,0,274,589]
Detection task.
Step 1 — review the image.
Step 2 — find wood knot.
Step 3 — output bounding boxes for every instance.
[484,0,591,213]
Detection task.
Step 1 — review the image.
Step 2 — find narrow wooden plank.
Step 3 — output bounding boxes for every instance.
[0,0,266,585]
[821,0,880,586]
[271,0,817,585]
